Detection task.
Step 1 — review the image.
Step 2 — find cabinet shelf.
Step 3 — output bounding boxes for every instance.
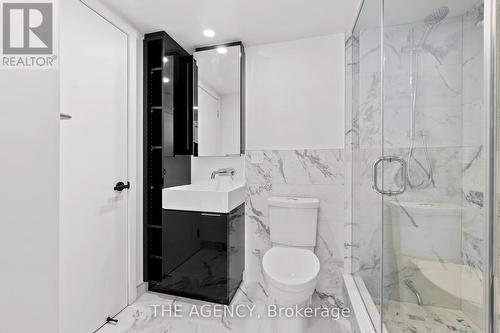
[150,255,163,260]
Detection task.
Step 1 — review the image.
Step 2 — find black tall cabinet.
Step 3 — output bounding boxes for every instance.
[144,32,244,305]
[143,31,193,282]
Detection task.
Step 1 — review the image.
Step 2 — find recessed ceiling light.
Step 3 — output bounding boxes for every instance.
[162,56,169,63]
[163,77,170,83]
[216,46,228,54]
[203,29,215,38]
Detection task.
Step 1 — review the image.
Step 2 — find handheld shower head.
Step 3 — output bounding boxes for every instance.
[424,6,450,26]
[419,6,449,46]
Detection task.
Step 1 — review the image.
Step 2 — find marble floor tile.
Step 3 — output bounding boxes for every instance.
[383,300,481,333]
[96,293,173,333]
[95,283,352,333]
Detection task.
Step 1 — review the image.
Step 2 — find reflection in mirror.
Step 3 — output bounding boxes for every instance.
[193,43,243,156]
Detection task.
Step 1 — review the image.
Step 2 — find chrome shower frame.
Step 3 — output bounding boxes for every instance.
[484,0,496,332]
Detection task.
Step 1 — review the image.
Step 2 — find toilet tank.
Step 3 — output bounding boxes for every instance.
[268,197,320,248]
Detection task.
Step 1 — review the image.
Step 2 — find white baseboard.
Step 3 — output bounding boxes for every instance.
[136,282,148,301]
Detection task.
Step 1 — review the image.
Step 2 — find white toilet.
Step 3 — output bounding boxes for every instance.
[262,196,320,333]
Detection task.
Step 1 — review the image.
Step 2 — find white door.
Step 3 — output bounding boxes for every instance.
[60,1,128,332]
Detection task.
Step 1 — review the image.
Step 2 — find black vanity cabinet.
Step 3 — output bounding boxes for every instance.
[148,204,245,305]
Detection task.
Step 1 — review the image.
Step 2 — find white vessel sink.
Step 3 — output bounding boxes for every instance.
[162,181,245,213]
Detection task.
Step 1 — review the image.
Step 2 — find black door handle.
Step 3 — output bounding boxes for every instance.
[114,181,130,191]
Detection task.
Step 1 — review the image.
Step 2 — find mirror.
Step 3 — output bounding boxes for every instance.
[193,43,244,156]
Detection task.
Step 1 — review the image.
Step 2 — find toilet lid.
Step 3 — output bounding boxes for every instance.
[262,247,320,286]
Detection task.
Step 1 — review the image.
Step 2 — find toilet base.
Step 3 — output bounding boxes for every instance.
[262,245,320,333]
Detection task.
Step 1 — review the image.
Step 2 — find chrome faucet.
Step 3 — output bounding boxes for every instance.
[403,278,422,306]
[211,168,235,179]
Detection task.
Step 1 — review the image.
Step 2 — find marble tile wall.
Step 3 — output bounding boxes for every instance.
[239,4,486,331]
[344,34,354,276]
[244,149,346,298]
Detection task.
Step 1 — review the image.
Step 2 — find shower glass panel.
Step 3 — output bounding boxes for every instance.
[381,1,486,332]
[350,0,489,332]
[351,0,383,331]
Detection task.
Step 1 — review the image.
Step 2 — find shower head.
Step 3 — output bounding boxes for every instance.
[475,4,484,26]
[417,6,450,46]
[424,6,450,26]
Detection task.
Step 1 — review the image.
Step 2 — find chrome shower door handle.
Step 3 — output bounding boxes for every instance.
[372,156,407,196]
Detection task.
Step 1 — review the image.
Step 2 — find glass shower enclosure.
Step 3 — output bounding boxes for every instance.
[347,0,498,332]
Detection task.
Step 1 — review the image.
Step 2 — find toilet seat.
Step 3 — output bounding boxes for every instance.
[262,246,320,293]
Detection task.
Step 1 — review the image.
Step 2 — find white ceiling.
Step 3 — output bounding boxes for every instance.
[97,0,361,52]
